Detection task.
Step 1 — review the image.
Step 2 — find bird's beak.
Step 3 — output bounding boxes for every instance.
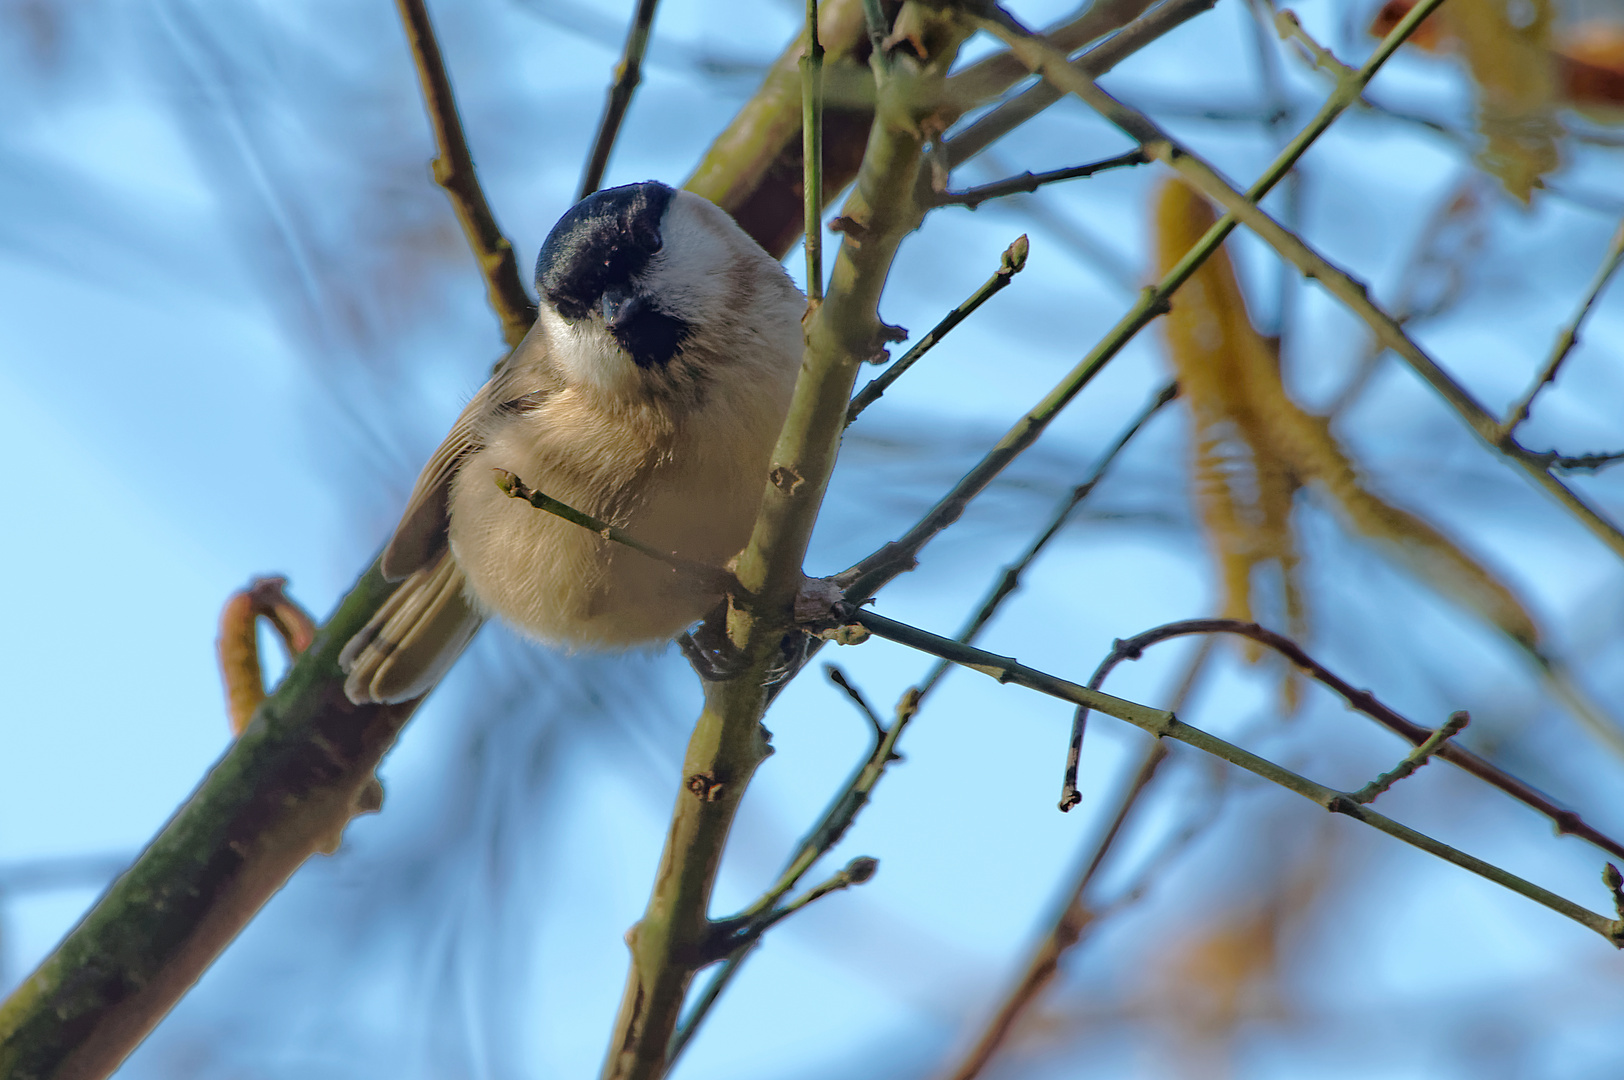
[600,285,646,330]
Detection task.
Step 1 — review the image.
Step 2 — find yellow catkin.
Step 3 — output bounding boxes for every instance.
[1446,0,1561,201]
[1153,179,1543,697]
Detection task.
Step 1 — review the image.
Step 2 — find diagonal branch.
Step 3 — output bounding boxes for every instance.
[847,234,1030,422]
[838,605,1624,947]
[1499,216,1624,437]
[577,0,661,200]
[396,0,534,347]
[1076,619,1624,863]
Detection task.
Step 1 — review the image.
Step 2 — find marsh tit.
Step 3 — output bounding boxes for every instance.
[340,181,805,704]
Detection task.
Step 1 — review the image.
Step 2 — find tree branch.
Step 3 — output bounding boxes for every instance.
[577,0,661,200]
[933,150,1150,210]
[395,0,534,347]
[841,0,1444,602]
[1498,216,1624,437]
[1072,619,1624,864]
[837,605,1624,947]
[0,564,414,1079]
[599,16,974,1078]
[847,234,1030,422]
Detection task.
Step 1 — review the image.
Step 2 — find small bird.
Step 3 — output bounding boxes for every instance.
[341,181,805,704]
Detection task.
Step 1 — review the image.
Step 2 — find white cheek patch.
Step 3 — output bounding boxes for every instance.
[537,306,641,397]
[642,195,738,322]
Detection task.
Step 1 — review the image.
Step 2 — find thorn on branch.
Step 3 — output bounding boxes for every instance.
[1351,711,1469,804]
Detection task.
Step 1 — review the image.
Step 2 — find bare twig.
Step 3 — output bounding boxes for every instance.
[1272,6,1356,78]
[1352,711,1470,804]
[803,0,826,300]
[914,381,1178,704]
[712,856,878,953]
[934,150,1150,210]
[395,0,534,348]
[837,605,1624,946]
[824,663,886,739]
[1069,619,1624,864]
[492,469,733,592]
[847,235,1030,421]
[943,0,1219,171]
[577,0,662,200]
[1499,217,1624,437]
[941,640,1212,1080]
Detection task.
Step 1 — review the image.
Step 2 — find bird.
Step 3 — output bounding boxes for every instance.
[340,180,806,705]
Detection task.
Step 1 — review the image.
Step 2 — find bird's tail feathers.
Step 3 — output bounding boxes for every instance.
[340,554,482,704]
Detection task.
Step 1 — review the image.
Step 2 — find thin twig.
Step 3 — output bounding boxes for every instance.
[944,0,1218,170]
[803,0,826,301]
[1272,6,1356,78]
[577,0,662,200]
[492,468,733,592]
[1499,217,1624,437]
[714,856,879,952]
[915,381,1178,704]
[1546,450,1624,474]
[1068,619,1624,863]
[847,235,1030,421]
[1351,711,1469,804]
[838,605,1624,947]
[395,0,534,348]
[824,664,886,739]
[941,639,1212,1080]
[935,150,1150,210]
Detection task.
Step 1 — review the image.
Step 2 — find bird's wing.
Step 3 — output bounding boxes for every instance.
[381,321,563,580]
[379,389,491,580]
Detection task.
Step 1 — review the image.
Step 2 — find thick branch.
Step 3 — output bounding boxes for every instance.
[0,565,414,1079]
[396,0,534,347]
[600,17,972,1079]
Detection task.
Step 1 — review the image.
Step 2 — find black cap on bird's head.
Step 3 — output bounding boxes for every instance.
[535,181,690,368]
